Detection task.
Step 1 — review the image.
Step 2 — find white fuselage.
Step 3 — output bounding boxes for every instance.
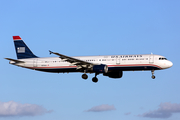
[7,36,173,82]
[10,54,173,73]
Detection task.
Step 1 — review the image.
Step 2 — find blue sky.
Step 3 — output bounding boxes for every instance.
[0,0,180,120]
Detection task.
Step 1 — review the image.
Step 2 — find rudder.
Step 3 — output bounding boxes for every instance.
[13,36,38,59]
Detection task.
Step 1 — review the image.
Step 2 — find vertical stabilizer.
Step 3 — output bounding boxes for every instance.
[13,36,38,59]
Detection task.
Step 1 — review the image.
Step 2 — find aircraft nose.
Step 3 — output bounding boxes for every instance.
[167,61,173,68]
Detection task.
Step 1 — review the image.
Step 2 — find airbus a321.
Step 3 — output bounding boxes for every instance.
[5,36,173,83]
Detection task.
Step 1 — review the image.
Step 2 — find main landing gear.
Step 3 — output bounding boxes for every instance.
[81,73,99,83]
[92,73,99,83]
[82,70,88,79]
[82,74,88,79]
[151,70,155,79]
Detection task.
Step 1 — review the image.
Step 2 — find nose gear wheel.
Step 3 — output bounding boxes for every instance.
[151,70,155,79]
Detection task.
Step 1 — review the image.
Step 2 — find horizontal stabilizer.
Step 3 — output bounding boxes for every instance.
[5,58,25,63]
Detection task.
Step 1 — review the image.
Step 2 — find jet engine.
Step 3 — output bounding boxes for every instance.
[103,71,123,78]
[92,64,108,73]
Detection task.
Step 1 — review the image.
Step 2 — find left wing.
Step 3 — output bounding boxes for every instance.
[49,51,96,69]
[5,58,25,63]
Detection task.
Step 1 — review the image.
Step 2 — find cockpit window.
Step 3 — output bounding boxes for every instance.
[159,57,167,60]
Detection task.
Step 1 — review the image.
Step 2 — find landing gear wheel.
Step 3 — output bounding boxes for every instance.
[152,75,155,79]
[151,70,155,79]
[92,77,98,83]
[82,74,88,79]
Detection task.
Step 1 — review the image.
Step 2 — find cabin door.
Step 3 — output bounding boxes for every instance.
[149,55,154,63]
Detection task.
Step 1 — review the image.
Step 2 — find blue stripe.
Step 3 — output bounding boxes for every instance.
[33,66,160,73]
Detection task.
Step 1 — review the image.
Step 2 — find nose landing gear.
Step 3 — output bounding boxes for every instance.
[151,70,155,79]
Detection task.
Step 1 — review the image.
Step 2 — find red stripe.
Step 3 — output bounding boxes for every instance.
[13,36,22,40]
[108,64,162,69]
[29,66,77,69]
[27,64,162,69]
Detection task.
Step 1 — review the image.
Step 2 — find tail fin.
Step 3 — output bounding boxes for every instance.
[13,36,38,59]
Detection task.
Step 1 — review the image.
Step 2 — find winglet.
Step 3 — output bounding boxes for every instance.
[13,36,22,41]
[49,50,53,55]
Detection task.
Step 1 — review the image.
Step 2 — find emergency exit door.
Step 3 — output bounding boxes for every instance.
[116,58,120,64]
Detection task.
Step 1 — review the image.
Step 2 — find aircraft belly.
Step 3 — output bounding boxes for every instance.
[33,65,161,73]
[35,68,77,73]
[108,66,160,71]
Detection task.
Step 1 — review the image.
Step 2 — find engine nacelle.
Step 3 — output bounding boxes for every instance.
[103,71,123,78]
[92,64,108,73]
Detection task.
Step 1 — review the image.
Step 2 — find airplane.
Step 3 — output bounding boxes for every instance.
[5,36,173,83]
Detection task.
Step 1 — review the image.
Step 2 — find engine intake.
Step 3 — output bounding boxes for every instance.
[92,64,108,73]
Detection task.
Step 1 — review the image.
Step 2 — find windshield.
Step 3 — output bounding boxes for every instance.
[159,57,167,60]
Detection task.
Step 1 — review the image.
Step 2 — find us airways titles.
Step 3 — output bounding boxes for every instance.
[111,55,143,58]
